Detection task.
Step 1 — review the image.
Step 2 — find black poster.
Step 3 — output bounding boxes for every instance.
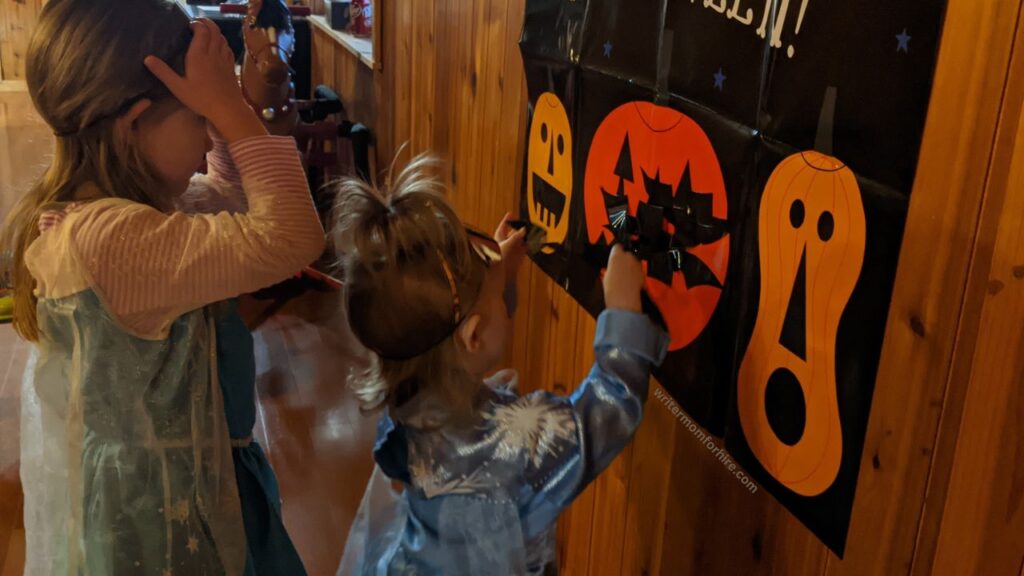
[519,0,947,555]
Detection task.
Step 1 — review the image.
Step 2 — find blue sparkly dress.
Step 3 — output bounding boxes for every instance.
[338,309,669,575]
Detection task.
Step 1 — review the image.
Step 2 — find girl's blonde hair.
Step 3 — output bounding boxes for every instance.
[0,0,191,341]
[331,154,487,427]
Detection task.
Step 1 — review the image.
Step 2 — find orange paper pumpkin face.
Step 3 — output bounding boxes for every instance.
[738,150,866,497]
[527,93,574,253]
[584,102,729,351]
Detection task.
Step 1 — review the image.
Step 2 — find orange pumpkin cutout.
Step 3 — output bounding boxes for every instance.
[584,102,729,351]
[527,93,573,253]
[737,150,866,497]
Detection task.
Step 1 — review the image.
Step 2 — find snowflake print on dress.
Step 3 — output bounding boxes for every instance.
[409,445,493,498]
[484,395,577,469]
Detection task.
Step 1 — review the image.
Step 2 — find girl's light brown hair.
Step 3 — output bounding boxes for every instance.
[0,0,191,341]
[331,154,487,427]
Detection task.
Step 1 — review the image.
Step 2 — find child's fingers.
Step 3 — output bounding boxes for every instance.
[498,226,526,248]
[221,42,236,68]
[494,212,513,240]
[201,20,228,59]
[143,56,183,94]
[205,20,230,52]
[189,19,211,53]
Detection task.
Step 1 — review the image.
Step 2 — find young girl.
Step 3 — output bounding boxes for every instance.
[332,157,669,575]
[1,1,323,573]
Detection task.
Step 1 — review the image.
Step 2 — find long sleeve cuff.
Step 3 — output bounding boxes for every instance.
[594,309,670,366]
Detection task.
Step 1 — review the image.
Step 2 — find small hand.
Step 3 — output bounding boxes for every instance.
[603,244,644,313]
[495,212,527,277]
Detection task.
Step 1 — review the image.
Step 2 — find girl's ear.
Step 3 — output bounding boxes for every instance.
[116,98,154,136]
[456,313,483,354]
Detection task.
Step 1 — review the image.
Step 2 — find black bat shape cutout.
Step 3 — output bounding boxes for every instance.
[600,162,727,290]
[642,163,729,249]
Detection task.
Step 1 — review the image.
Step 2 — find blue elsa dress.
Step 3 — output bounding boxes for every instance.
[337,309,669,575]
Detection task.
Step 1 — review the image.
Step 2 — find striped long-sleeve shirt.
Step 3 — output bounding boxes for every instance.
[26,135,325,339]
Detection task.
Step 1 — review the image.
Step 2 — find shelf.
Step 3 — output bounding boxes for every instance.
[308,15,375,69]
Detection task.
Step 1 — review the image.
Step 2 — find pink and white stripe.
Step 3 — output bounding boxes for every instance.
[35,136,326,338]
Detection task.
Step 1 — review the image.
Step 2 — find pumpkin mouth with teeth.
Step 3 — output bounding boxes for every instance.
[531,173,567,228]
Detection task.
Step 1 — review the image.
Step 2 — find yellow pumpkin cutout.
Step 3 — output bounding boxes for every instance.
[527,92,573,253]
[738,150,866,497]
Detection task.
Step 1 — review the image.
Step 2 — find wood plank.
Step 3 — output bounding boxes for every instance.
[331,40,377,130]
[409,0,435,154]
[310,28,336,100]
[308,16,375,69]
[454,0,486,222]
[619,380,677,576]
[371,0,382,73]
[911,3,1024,573]
[467,0,507,227]
[494,0,528,224]
[0,0,44,82]
[388,0,412,166]
[925,8,1024,571]
[427,0,454,177]
[373,0,395,178]
[447,0,479,214]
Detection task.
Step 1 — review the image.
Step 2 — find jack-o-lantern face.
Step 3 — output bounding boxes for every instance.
[584,102,729,351]
[527,93,573,253]
[737,150,866,497]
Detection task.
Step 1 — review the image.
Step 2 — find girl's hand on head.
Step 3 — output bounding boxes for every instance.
[603,244,644,313]
[144,20,238,116]
[144,20,265,142]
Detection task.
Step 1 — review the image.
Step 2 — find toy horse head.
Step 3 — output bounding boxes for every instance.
[243,0,294,85]
[241,0,298,134]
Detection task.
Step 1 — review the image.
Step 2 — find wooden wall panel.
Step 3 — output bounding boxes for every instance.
[0,0,45,82]
[926,4,1024,573]
[310,28,376,134]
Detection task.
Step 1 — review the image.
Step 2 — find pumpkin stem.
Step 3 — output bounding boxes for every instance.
[814,86,837,156]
